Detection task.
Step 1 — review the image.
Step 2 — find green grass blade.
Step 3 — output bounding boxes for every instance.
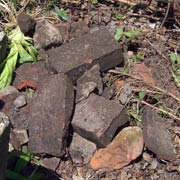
[54,5,68,21]
[114,28,124,41]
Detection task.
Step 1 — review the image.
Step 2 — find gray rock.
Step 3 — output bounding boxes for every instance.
[142,107,177,161]
[0,86,19,97]
[70,132,96,164]
[29,74,74,156]
[10,105,31,129]
[0,93,19,117]
[12,129,29,145]
[55,23,69,42]
[76,64,103,102]
[0,113,10,180]
[14,95,27,108]
[72,94,128,147]
[69,20,89,39]
[17,12,36,35]
[47,28,124,83]
[0,31,8,62]
[102,87,114,99]
[119,83,132,105]
[42,157,60,171]
[33,20,63,49]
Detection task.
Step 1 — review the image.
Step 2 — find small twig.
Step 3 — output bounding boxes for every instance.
[18,0,30,15]
[110,0,136,6]
[145,38,169,61]
[132,88,163,95]
[160,1,170,28]
[127,12,160,21]
[171,70,180,88]
[133,98,180,121]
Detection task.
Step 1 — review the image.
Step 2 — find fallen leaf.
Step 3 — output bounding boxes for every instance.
[132,63,155,85]
[114,79,125,90]
[90,126,144,170]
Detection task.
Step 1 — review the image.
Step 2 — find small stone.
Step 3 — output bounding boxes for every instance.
[72,175,85,180]
[143,152,152,162]
[0,93,19,117]
[69,20,89,39]
[12,129,29,145]
[90,126,144,170]
[17,12,36,35]
[142,107,177,162]
[119,83,132,105]
[42,157,60,171]
[0,113,10,180]
[0,86,18,97]
[76,64,103,102]
[14,95,27,108]
[55,23,69,42]
[102,87,114,99]
[150,159,158,170]
[72,94,129,147]
[0,31,8,62]
[33,20,63,49]
[70,133,96,164]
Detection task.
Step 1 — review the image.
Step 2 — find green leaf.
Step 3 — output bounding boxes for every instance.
[131,55,137,62]
[54,5,68,21]
[0,46,18,88]
[6,170,28,180]
[139,91,146,99]
[176,68,180,75]
[12,0,17,10]
[137,52,144,60]
[114,28,124,41]
[91,0,99,5]
[123,30,141,39]
[170,52,177,64]
[177,75,180,81]
[9,150,30,158]
[6,170,44,180]
[128,109,142,122]
[123,66,129,73]
[116,13,124,20]
[17,44,34,63]
[177,56,180,64]
[30,173,44,180]
[14,151,30,173]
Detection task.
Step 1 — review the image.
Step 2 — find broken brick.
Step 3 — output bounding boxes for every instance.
[47,28,123,82]
[72,93,128,147]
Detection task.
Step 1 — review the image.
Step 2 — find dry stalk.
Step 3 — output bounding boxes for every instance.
[109,70,180,103]
[18,0,30,15]
[132,98,180,121]
[0,0,17,27]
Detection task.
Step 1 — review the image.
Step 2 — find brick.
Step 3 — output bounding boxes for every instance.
[47,28,123,82]
[72,94,128,147]
[29,74,74,156]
